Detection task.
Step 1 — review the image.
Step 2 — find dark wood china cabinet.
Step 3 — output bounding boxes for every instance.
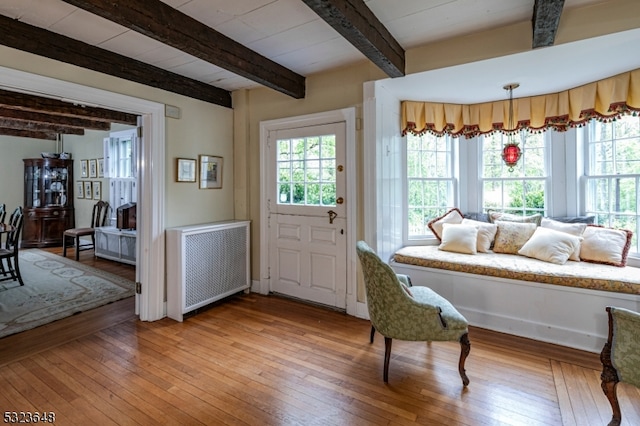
[23,158,75,247]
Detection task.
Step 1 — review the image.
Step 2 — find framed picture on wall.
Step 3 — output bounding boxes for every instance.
[97,158,105,178]
[199,155,223,189]
[93,181,101,200]
[80,160,88,178]
[176,158,196,182]
[84,181,92,200]
[77,181,84,199]
[89,159,97,178]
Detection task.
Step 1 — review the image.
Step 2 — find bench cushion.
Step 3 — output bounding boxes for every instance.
[393,245,640,295]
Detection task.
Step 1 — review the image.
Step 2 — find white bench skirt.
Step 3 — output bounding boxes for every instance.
[391,261,640,353]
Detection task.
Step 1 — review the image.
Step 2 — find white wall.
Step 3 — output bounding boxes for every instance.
[363,81,403,263]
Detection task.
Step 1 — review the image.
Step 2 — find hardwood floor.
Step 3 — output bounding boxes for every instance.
[1,251,639,425]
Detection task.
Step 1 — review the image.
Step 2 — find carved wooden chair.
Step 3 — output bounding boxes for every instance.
[601,306,640,426]
[356,240,470,385]
[0,207,24,286]
[0,203,6,224]
[63,200,109,261]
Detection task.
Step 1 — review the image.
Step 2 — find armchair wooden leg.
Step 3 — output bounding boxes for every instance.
[62,235,68,258]
[458,332,470,387]
[383,337,392,383]
[601,340,622,426]
[370,325,376,343]
[75,236,80,261]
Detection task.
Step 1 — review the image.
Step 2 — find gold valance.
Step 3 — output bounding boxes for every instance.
[401,68,640,138]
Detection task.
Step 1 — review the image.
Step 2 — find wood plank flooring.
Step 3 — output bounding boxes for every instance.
[1,249,639,425]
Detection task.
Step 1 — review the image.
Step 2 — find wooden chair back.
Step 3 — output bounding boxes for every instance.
[91,201,110,228]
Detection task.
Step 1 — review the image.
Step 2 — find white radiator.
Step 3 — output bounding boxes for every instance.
[166,220,250,321]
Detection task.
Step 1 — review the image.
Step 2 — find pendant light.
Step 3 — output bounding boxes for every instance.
[502,83,521,172]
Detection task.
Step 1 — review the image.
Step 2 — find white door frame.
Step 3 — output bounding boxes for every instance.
[0,66,166,321]
[259,108,357,316]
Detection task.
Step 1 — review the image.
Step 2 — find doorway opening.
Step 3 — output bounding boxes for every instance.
[0,65,166,321]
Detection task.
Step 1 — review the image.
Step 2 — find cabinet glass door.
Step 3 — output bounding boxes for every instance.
[25,163,41,208]
[44,165,69,207]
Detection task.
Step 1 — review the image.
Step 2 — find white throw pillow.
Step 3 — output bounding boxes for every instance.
[461,218,497,253]
[438,223,479,255]
[428,208,464,241]
[518,227,583,265]
[580,226,633,267]
[540,218,587,261]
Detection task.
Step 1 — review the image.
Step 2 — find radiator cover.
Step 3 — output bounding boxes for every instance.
[166,220,250,321]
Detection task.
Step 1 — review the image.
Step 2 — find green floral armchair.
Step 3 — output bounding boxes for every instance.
[601,306,640,426]
[356,240,470,384]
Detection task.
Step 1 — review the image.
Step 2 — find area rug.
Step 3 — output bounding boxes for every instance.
[0,249,135,339]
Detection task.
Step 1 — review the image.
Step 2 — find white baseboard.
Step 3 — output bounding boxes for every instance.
[252,279,268,295]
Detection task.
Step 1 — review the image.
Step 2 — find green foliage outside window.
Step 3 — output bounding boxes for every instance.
[277,135,337,206]
[481,132,546,217]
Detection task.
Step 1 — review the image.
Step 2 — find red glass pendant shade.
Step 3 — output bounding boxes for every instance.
[502,143,521,171]
[502,83,521,172]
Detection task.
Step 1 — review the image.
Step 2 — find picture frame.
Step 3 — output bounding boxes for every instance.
[84,181,92,200]
[92,181,101,200]
[176,158,196,182]
[89,159,97,178]
[77,181,84,199]
[199,155,223,189]
[80,160,88,178]
[97,158,105,178]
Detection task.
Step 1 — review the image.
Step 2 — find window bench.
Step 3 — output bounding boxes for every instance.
[391,245,640,353]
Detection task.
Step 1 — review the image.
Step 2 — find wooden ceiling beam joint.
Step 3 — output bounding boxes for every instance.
[0,118,85,135]
[61,0,306,99]
[0,15,232,108]
[532,0,565,48]
[0,88,137,125]
[0,107,112,131]
[0,127,58,141]
[301,0,405,78]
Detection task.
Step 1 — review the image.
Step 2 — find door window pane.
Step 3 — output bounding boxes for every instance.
[277,134,337,206]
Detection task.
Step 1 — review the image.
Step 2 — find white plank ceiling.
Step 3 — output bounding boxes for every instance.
[1,0,633,103]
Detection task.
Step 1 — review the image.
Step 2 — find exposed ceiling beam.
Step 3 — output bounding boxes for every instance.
[0,127,58,141]
[532,0,565,48]
[0,118,85,135]
[300,0,405,78]
[0,15,232,108]
[0,89,138,125]
[61,0,306,99]
[0,107,112,131]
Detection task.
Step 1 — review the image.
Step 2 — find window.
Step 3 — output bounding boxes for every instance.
[481,131,547,216]
[104,129,137,179]
[585,115,640,253]
[103,129,138,223]
[406,133,456,239]
[402,115,640,260]
[276,134,337,206]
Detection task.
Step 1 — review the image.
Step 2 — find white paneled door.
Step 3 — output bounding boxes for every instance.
[268,122,347,309]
